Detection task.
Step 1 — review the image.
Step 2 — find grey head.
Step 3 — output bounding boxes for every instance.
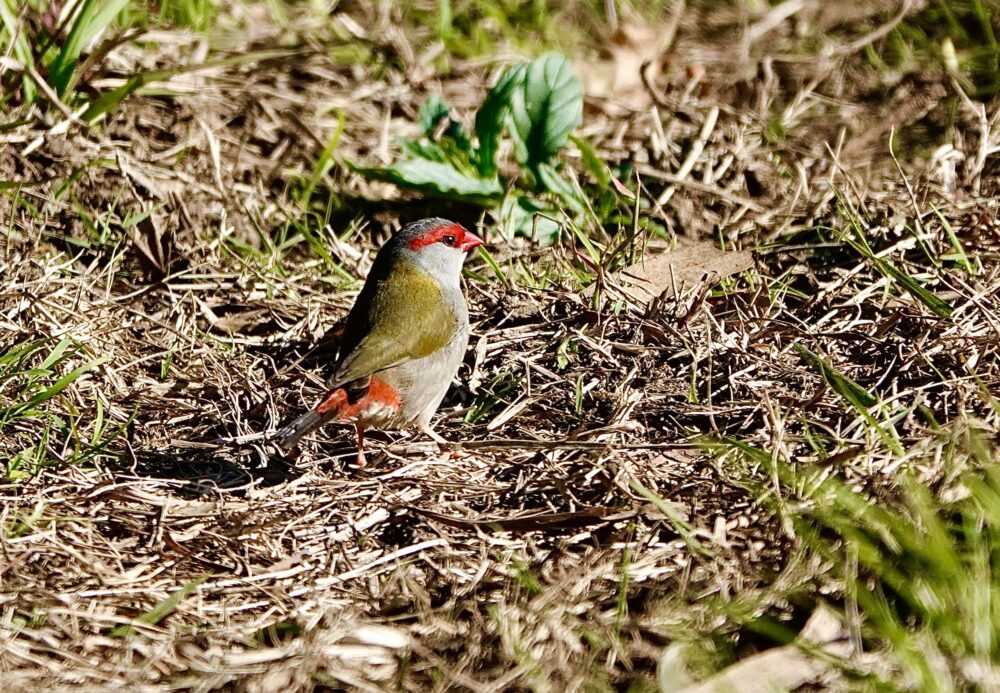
[376,218,484,287]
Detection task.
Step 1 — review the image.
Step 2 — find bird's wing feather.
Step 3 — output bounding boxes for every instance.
[330,260,457,387]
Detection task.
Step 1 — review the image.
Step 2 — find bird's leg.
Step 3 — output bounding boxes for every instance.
[418,422,466,460]
[418,422,450,446]
[355,424,367,467]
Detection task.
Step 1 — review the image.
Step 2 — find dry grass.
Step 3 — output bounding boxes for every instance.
[2,1,1000,690]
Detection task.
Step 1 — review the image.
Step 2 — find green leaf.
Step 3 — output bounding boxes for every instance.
[839,208,953,318]
[437,0,452,41]
[507,53,582,174]
[795,345,878,408]
[110,575,208,637]
[398,138,450,163]
[570,134,612,189]
[631,479,712,559]
[0,0,37,104]
[350,158,502,203]
[419,93,451,136]
[300,108,345,205]
[418,94,472,153]
[498,195,565,245]
[874,258,953,318]
[48,0,129,96]
[795,344,903,455]
[474,64,526,176]
[81,75,143,122]
[39,339,73,372]
[1,355,109,420]
[536,161,586,214]
[398,134,474,168]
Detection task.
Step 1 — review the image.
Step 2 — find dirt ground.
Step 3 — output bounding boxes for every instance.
[2,1,999,690]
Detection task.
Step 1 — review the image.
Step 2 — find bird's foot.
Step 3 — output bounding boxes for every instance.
[419,424,450,447]
[418,424,466,461]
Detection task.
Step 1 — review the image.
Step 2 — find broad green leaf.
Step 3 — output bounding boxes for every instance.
[350,158,502,202]
[399,138,451,163]
[418,94,472,152]
[398,135,474,168]
[419,93,451,136]
[474,63,526,176]
[507,53,582,173]
[49,0,129,96]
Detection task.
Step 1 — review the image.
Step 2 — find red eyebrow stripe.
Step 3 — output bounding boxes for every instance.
[409,223,466,251]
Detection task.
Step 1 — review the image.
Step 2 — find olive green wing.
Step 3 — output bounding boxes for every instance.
[330,261,457,387]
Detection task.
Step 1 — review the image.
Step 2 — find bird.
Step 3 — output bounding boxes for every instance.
[273,218,483,466]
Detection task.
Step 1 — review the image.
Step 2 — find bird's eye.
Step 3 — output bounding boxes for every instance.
[442,235,457,246]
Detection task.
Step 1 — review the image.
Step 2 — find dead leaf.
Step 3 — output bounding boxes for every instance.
[588,238,754,310]
[200,303,288,336]
[129,211,175,280]
[576,20,668,109]
[611,176,636,199]
[117,150,183,280]
[211,306,271,334]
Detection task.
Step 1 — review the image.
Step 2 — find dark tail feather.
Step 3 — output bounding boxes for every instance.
[273,409,333,453]
[273,388,349,452]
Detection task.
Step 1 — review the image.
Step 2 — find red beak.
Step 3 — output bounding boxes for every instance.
[460,230,484,252]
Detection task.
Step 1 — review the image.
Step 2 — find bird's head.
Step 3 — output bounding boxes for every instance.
[390,218,483,284]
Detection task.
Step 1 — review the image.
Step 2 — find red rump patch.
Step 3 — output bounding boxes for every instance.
[313,377,402,418]
[409,223,469,251]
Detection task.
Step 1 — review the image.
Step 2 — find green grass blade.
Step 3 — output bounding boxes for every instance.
[110,575,208,637]
[569,134,611,189]
[795,345,877,408]
[475,246,510,288]
[81,74,143,122]
[0,0,37,104]
[437,0,452,42]
[931,205,978,276]
[839,210,953,318]
[300,109,345,206]
[795,345,903,455]
[1,355,109,419]
[48,0,129,96]
[38,339,73,371]
[873,257,953,318]
[630,479,712,559]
